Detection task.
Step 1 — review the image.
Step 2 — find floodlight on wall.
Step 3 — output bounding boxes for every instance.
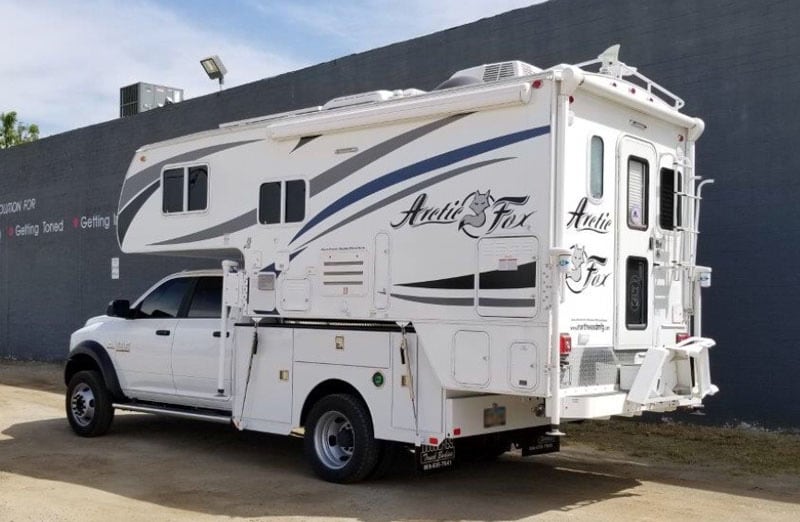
[200,55,227,90]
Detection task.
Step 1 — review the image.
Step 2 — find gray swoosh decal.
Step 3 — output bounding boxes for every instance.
[390,294,474,306]
[150,209,256,246]
[117,179,160,246]
[297,157,512,248]
[478,298,536,307]
[119,140,261,212]
[309,113,470,197]
[391,294,536,307]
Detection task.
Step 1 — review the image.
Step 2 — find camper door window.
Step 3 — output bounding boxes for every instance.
[161,164,209,214]
[627,157,649,230]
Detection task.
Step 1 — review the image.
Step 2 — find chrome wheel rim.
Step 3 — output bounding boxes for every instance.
[314,410,354,470]
[70,383,95,427]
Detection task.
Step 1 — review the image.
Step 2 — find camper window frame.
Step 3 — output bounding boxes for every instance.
[257,178,307,227]
[160,162,210,216]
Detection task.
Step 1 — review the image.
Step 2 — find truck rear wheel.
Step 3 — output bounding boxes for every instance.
[66,370,114,437]
[304,393,379,483]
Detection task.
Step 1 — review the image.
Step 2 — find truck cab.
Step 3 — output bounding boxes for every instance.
[66,270,232,421]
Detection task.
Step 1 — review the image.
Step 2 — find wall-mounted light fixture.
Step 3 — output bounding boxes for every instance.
[200,55,227,90]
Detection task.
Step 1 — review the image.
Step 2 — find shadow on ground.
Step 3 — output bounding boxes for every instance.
[1,414,641,520]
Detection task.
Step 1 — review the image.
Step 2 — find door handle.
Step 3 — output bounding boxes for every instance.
[155,330,171,336]
[212,331,230,338]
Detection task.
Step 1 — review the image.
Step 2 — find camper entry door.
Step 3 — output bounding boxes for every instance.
[615,136,656,350]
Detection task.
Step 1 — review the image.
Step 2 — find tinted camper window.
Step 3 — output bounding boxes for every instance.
[259,182,281,224]
[259,180,306,225]
[163,164,208,214]
[187,166,208,211]
[163,168,184,213]
[285,180,306,223]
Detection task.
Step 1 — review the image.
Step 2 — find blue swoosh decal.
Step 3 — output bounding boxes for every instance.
[290,125,549,245]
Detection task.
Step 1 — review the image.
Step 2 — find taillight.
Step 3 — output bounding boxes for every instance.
[676,332,690,343]
[559,334,572,356]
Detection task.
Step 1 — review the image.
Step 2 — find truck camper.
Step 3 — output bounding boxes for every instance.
[66,46,717,482]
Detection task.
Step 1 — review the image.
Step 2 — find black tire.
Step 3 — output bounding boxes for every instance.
[304,393,379,483]
[66,370,114,437]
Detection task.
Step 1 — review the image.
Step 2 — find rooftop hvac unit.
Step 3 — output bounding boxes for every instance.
[120,82,184,118]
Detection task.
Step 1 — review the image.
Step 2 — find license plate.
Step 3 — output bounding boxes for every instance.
[483,404,507,428]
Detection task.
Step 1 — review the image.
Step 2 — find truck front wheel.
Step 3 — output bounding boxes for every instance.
[66,370,114,437]
[304,394,379,483]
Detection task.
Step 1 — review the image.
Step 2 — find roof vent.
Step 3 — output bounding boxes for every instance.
[445,60,541,86]
[322,88,426,110]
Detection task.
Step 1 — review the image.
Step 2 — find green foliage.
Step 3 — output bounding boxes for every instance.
[0,111,40,149]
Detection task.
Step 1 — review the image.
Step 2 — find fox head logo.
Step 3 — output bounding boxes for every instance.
[458,190,493,235]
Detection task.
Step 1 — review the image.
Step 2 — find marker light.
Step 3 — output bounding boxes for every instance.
[559,334,572,356]
[676,333,690,344]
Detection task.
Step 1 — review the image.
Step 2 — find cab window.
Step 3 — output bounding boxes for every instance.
[187,277,222,318]
[134,278,193,319]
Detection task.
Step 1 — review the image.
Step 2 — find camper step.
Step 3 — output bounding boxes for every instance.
[113,402,232,424]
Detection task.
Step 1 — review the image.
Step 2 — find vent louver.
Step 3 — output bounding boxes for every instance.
[446,60,541,87]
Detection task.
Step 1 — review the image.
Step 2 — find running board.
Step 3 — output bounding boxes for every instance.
[113,403,232,424]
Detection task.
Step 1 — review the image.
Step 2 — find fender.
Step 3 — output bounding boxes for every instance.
[65,341,126,401]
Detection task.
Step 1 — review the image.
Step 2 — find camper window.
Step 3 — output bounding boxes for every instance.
[589,136,604,199]
[659,168,681,231]
[259,182,281,224]
[285,179,306,223]
[259,180,307,225]
[627,157,649,230]
[162,164,209,214]
[163,168,184,213]
[188,166,208,211]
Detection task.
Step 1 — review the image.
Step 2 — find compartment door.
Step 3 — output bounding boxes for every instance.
[477,236,538,318]
[615,137,657,350]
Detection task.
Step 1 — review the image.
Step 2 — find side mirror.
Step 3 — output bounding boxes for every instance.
[107,299,131,318]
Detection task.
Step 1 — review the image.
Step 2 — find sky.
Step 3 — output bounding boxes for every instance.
[1,0,542,137]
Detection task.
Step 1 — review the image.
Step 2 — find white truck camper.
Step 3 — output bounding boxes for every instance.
[66,46,717,483]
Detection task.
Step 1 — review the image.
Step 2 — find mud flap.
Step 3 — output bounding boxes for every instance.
[519,432,560,457]
[416,439,456,473]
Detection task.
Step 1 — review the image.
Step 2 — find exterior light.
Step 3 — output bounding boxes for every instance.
[200,55,227,90]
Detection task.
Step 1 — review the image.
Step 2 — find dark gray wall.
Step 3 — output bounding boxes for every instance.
[1,0,797,428]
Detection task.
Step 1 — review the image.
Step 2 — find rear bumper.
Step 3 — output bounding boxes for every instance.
[560,391,703,420]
